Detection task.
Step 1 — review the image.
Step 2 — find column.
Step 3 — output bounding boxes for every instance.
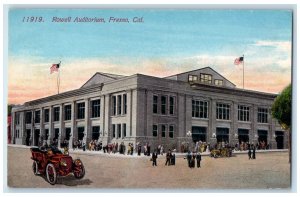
[231,101,239,145]
[69,101,76,149]
[252,105,258,144]
[11,112,15,144]
[21,111,26,145]
[31,110,34,146]
[104,94,111,144]
[58,104,63,148]
[84,98,91,145]
[209,99,217,145]
[40,107,44,144]
[48,106,53,145]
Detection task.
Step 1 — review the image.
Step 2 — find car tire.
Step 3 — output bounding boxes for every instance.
[74,164,85,179]
[32,161,39,175]
[46,163,57,185]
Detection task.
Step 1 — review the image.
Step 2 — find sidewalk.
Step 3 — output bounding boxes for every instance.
[7,144,288,159]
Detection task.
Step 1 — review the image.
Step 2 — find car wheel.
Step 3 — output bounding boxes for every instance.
[46,163,57,185]
[74,165,85,179]
[32,161,38,175]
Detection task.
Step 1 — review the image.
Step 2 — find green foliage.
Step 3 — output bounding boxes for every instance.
[271,84,291,130]
[8,104,14,116]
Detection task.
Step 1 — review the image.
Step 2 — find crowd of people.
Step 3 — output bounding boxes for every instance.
[185,151,202,168]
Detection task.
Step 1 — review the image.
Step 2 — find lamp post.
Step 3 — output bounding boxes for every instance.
[185,131,192,152]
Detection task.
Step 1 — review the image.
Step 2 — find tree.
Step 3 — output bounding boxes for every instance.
[271,84,291,162]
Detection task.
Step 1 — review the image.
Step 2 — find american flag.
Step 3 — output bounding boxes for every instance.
[234,56,244,65]
[50,63,60,74]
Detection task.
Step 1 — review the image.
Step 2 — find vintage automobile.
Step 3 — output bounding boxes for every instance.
[30,146,85,185]
[210,147,233,158]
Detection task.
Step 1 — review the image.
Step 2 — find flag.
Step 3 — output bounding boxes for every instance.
[50,63,60,74]
[234,57,244,65]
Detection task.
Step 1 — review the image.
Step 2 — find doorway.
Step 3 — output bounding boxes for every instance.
[238,129,249,144]
[275,131,284,149]
[192,126,207,143]
[216,128,229,143]
[34,129,40,146]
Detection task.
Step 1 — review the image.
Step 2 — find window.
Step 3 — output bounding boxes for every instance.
[169,97,175,115]
[161,125,166,138]
[25,111,32,124]
[153,95,158,114]
[34,110,40,123]
[15,129,19,138]
[91,99,100,118]
[123,94,127,114]
[92,126,100,140]
[112,96,116,115]
[238,105,250,122]
[117,95,122,115]
[192,100,208,118]
[77,103,85,119]
[216,103,230,120]
[112,124,116,138]
[161,96,167,115]
[188,75,198,82]
[123,123,126,138]
[45,129,49,140]
[200,73,212,84]
[44,109,49,123]
[258,107,268,123]
[117,124,121,138]
[214,79,223,86]
[53,107,60,122]
[15,113,20,125]
[153,125,158,137]
[169,125,174,138]
[77,127,85,141]
[64,105,71,120]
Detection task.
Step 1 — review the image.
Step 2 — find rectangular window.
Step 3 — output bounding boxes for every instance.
[153,125,158,137]
[169,96,175,115]
[161,125,166,138]
[15,113,20,125]
[200,73,212,84]
[123,94,127,115]
[216,103,230,120]
[112,124,116,138]
[258,107,268,123]
[169,125,174,138]
[112,96,116,116]
[44,109,49,123]
[117,124,121,138]
[192,100,208,118]
[91,99,100,118]
[34,110,40,123]
[92,126,100,140]
[153,95,158,114]
[161,96,167,115]
[238,105,250,122]
[77,103,85,119]
[25,111,32,124]
[123,123,126,138]
[117,95,122,115]
[214,79,223,86]
[53,107,60,122]
[188,75,198,82]
[64,105,71,121]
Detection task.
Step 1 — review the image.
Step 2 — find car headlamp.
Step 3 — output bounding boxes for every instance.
[60,159,67,166]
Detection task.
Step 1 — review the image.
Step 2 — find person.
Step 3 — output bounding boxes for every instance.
[191,152,196,168]
[171,152,176,165]
[137,143,142,156]
[248,146,252,160]
[165,149,172,166]
[187,151,192,167]
[252,145,256,159]
[196,152,202,168]
[152,150,158,166]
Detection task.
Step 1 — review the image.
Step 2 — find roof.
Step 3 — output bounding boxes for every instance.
[81,72,126,88]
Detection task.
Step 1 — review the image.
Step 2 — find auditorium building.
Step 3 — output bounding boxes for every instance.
[11,67,288,151]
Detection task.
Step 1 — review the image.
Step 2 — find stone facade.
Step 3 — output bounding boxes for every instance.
[11,67,288,151]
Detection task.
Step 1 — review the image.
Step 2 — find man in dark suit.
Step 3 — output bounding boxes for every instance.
[165,149,172,166]
[196,152,202,168]
[152,150,158,166]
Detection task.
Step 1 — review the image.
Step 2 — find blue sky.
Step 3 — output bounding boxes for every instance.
[8,9,292,104]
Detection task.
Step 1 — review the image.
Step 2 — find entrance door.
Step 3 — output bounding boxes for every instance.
[216,128,229,143]
[258,130,268,149]
[192,126,207,143]
[275,131,284,149]
[34,129,40,146]
[238,129,249,143]
[26,129,31,146]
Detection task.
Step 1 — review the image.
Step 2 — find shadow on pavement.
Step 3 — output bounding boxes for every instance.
[39,175,93,186]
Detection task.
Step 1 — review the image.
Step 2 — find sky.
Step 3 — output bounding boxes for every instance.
[8,9,292,104]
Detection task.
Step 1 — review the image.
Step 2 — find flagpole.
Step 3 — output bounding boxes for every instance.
[57,61,61,94]
[243,54,244,89]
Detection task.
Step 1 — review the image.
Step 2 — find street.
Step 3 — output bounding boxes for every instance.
[7,146,290,189]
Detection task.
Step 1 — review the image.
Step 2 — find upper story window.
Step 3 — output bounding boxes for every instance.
[216,103,230,120]
[53,107,60,122]
[25,111,32,124]
[117,95,122,115]
[169,96,175,115]
[123,94,127,115]
[214,79,223,86]
[153,95,158,114]
[91,99,100,118]
[44,109,49,123]
[169,125,174,138]
[258,107,268,123]
[34,110,40,123]
[188,75,198,82]
[200,73,212,84]
[161,125,166,138]
[192,100,208,119]
[238,105,250,122]
[112,96,116,116]
[153,125,158,137]
[161,96,167,115]
[64,105,72,121]
[77,103,85,119]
